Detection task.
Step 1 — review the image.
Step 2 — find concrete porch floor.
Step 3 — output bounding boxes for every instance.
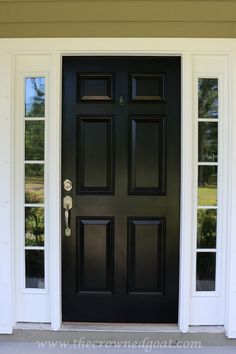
[0,328,236,353]
[0,343,236,354]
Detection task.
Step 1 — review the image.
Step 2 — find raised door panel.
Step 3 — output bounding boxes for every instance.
[77,218,114,293]
[129,116,166,195]
[77,73,114,102]
[129,73,165,102]
[128,218,166,294]
[77,116,114,194]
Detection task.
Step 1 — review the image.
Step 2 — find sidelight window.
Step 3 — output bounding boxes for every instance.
[24,77,46,289]
[196,78,219,292]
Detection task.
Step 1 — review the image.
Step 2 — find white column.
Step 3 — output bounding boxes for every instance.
[49,52,62,330]
[0,50,13,334]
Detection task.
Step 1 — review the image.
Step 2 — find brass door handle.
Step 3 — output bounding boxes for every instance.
[63,195,72,237]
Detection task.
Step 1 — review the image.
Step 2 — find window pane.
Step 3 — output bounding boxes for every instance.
[25,207,44,246]
[196,252,216,291]
[25,250,45,289]
[198,78,218,119]
[25,77,45,117]
[25,164,44,204]
[25,121,44,160]
[198,166,217,206]
[198,122,218,162]
[197,209,217,248]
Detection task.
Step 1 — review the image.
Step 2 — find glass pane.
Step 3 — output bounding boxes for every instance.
[25,164,44,204]
[198,122,218,162]
[198,78,218,119]
[197,209,217,248]
[25,207,44,246]
[196,252,216,291]
[25,77,45,117]
[25,121,44,160]
[198,166,217,206]
[25,250,45,288]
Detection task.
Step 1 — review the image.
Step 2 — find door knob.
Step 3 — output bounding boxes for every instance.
[63,195,72,237]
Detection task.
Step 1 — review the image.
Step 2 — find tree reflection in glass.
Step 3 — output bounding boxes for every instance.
[25,164,44,204]
[198,166,217,206]
[197,209,217,248]
[25,207,44,246]
[25,77,45,117]
[198,78,218,119]
[198,122,218,162]
[25,121,44,160]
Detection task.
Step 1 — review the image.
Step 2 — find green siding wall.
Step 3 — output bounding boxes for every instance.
[0,0,236,38]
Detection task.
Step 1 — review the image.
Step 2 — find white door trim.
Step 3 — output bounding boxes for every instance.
[178,52,193,333]
[0,38,235,336]
[50,49,193,333]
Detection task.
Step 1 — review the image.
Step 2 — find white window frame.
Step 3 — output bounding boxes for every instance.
[0,39,235,338]
[14,56,51,323]
[190,56,229,326]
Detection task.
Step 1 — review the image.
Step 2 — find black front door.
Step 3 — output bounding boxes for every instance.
[62,57,180,323]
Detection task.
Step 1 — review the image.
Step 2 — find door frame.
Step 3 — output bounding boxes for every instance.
[59,50,190,331]
[1,38,235,336]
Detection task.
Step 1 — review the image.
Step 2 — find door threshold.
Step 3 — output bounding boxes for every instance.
[14,322,179,333]
[61,323,179,333]
[14,322,225,334]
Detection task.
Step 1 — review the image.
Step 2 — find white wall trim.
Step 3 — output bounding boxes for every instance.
[0,38,235,336]
[225,48,236,338]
